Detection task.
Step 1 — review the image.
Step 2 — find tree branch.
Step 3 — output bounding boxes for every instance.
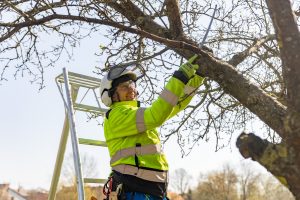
[4,0,34,21]
[193,51,286,136]
[165,0,184,38]
[0,14,200,52]
[266,0,300,113]
[0,27,21,43]
[105,1,171,38]
[228,35,275,66]
[236,132,300,191]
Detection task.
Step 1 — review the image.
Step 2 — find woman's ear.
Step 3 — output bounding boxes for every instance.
[112,89,120,102]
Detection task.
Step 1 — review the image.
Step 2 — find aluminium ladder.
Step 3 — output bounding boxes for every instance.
[48,68,109,200]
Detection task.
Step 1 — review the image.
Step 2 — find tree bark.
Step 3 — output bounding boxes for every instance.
[266,0,300,113]
[237,132,300,199]
[165,0,184,38]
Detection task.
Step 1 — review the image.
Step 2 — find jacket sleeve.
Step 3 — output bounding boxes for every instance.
[167,74,204,119]
[105,71,202,140]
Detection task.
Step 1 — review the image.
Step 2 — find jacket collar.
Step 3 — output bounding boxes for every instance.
[111,100,140,108]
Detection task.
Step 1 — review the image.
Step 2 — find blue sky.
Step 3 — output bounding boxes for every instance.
[0,35,268,191]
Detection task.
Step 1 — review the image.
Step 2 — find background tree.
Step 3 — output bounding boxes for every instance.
[238,162,262,200]
[261,176,295,200]
[56,153,102,200]
[167,192,184,200]
[170,168,192,198]
[1,0,300,198]
[192,165,239,200]
[191,163,294,200]
[60,153,98,186]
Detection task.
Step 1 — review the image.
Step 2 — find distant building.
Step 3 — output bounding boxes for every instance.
[0,184,28,200]
[26,190,48,200]
[0,184,48,200]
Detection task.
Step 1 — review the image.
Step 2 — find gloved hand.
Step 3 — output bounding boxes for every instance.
[179,55,199,79]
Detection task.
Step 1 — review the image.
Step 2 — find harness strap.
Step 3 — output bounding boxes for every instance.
[112,165,168,183]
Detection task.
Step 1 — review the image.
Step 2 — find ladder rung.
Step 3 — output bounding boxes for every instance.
[56,72,102,89]
[84,178,107,184]
[78,138,107,147]
[74,103,108,115]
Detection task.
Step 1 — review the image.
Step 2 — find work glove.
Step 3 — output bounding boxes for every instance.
[179,55,199,79]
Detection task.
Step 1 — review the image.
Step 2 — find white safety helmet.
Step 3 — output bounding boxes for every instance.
[100,68,137,107]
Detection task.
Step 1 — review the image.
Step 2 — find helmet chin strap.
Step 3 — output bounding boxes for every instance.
[115,91,121,102]
[112,90,120,103]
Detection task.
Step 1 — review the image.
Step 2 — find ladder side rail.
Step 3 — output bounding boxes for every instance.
[48,115,70,200]
[48,80,80,200]
[63,68,85,200]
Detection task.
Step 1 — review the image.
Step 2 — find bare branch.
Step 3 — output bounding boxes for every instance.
[229,34,275,66]
[0,27,21,43]
[165,0,184,38]
[4,0,34,21]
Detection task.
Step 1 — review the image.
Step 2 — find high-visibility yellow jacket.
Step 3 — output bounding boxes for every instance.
[104,73,204,183]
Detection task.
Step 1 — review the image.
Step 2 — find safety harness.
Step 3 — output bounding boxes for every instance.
[103,174,125,200]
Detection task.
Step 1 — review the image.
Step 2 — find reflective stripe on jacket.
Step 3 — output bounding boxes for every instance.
[104,73,204,182]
